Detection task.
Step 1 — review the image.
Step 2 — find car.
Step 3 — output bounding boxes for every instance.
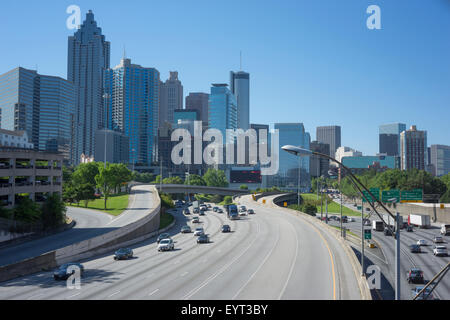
[157,233,171,243]
[199,210,205,216]
[406,225,413,232]
[239,210,247,216]
[411,286,435,300]
[217,208,223,213]
[384,228,394,236]
[192,216,200,223]
[54,263,84,280]
[364,219,371,226]
[181,225,191,233]
[193,207,200,214]
[158,239,174,251]
[365,208,370,212]
[433,236,444,244]
[407,269,424,284]
[239,205,246,212]
[197,234,210,243]
[183,208,190,215]
[194,227,204,236]
[417,239,427,246]
[433,245,448,256]
[114,248,133,260]
[222,225,231,233]
[213,206,219,212]
[342,216,348,223]
[410,244,421,253]
[207,204,212,208]
[247,209,255,214]
[348,217,355,222]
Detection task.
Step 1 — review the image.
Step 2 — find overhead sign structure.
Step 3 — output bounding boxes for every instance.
[400,189,423,203]
[382,189,400,203]
[362,188,380,203]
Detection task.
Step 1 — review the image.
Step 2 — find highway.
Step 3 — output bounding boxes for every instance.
[327,212,450,300]
[0,185,157,267]
[0,195,363,300]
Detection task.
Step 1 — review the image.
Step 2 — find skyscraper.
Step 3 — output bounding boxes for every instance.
[104,58,160,165]
[208,84,237,144]
[379,123,406,156]
[400,125,427,170]
[230,71,250,130]
[316,126,341,157]
[159,72,183,128]
[310,141,330,178]
[273,123,310,191]
[430,144,450,176]
[68,10,110,164]
[0,67,75,163]
[186,92,209,127]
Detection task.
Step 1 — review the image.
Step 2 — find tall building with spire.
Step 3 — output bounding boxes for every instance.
[67,10,110,164]
[159,72,183,128]
[230,71,250,130]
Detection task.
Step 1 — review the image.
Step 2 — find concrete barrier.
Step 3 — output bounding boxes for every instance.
[0,185,162,283]
[266,194,372,300]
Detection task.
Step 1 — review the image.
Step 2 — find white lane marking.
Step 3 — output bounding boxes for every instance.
[181,219,261,300]
[66,292,81,299]
[277,220,299,300]
[180,272,188,277]
[148,289,159,296]
[145,273,155,279]
[106,187,140,225]
[232,220,280,300]
[108,290,121,298]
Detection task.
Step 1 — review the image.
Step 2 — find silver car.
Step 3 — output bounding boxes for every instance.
[158,239,174,251]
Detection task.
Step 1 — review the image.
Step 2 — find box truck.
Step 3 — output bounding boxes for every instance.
[440,224,450,236]
[224,204,239,220]
[408,214,431,229]
[372,220,384,231]
[383,214,403,229]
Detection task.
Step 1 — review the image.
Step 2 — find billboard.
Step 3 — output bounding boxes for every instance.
[230,170,262,184]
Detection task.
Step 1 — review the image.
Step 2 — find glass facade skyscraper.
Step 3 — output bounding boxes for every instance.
[68,10,110,163]
[273,123,310,191]
[208,84,237,144]
[0,67,75,162]
[430,144,450,176]
[104,58,160,165]
[379,123,406,156]
[230,71,250,130]
[159,72,183,128]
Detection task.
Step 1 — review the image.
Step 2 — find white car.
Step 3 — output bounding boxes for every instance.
[158,239,174,251]
[239,206,246,212]
[239,210,247,216]
[194,227,204,236]
[417,239,427,246]
[433,245,448,256]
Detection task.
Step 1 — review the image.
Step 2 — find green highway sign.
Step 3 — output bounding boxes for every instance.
[362,188,380,203]
[364,229,372,240]
[401,189,423,203]
[357,206,362,210]
[382,189,400,203]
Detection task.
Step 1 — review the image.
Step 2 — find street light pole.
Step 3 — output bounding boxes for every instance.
[361,200,365,276]
[298,156,301,208]
[340,165,343,236]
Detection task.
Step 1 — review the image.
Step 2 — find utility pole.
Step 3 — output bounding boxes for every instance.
[325,189,328,224]
[339,165,343,236]
[297,156,301,208]
[320,181,323,221]
[160,154,163,194]
[395,211,401,300]
[361,201,365,276]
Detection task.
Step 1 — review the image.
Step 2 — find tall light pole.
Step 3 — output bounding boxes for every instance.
[388,197,401,300]
[361,200,365,276]
[297,156,301,208]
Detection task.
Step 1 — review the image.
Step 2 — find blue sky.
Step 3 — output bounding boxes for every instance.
[1,0,449,155]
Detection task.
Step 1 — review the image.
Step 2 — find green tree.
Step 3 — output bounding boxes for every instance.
[72,162,100,187]
[41,193,67,229]
[95,164,116,210]
[240,184,248,190]
[110,163,132,193]
[222,196,233,205]
[13,198,41,223]
[210,194,223,203]
[203,168,229,187]
[184,174,206,186]
[163,176,184,184]
[74,183,96,207]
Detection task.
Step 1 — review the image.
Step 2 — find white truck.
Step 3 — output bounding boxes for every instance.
[383,214,403,229]
[372,220,384,231]
[440,224,450,236]
[409,214,431,229]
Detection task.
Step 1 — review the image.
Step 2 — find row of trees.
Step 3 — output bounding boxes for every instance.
[63,162,132,209]
[312,169,450,202]
[151,168,230,188]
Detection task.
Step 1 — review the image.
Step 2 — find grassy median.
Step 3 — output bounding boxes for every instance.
[301,193,361,216]
[68,193,129,216]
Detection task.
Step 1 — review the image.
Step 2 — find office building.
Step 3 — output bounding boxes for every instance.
[230,71,250,130]
[400,125,427,170]
[430,144,450,176]
[342,155,396,171]
[316,126,341,157]
[208,84,237,144]
[0,129,33,149]
[186,93,209,127]
[379,123,406,156]
[0,67,75,163]
[159,72,183,128]
[68,10,110,163]
[94,129,129,164]
[173,109,199,124]
[335,146,362,163]
[272,123,310,191]
[309,141,330,178]
[104,58,160,165]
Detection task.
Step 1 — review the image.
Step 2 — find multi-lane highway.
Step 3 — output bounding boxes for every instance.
[0,184,157,267]
[0,195,363,300]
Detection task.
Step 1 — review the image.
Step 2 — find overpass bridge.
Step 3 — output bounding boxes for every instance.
[137,183,250,196]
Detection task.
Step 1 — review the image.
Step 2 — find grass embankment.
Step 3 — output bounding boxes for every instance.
[159,211,175,229]
[68,193,129,216]
[330,225,359,238]
[302,193,361,217]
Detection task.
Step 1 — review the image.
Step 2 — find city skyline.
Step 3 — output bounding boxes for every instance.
[0,1,449,156]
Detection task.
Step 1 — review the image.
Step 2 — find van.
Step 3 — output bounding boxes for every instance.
[441,224,450,236]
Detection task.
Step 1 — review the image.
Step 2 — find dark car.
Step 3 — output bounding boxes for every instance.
[342,216,348,223]
[114,248,133,260]
[217,208,223,213]
[412,286,435,300]
[54,263,84,280]
[407,269,424,284]
[193,207,200,214]
[410,244,421,253]
[213,207,219,212]
[222,225,231,233]
[181,225,191,233]
[406,225,413,232]
[157,233,171,243]
[384,228,394,236]
[247,209,255,214]
[199,210,205,216]
[197,234,210,243]
[183,208,190,215]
